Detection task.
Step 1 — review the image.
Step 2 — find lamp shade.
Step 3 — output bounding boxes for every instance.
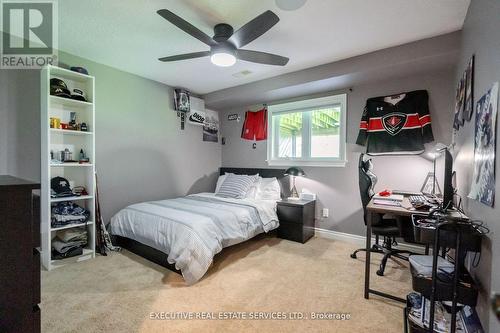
[284,167,305,177]
[422,142,448,161]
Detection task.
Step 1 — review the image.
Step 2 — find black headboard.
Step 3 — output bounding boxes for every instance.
[219,167,290,199]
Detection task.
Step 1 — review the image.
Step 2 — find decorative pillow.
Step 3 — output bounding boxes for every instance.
[244,176,262,199]
[215,173,231,193]
[255,177,281,200]
[216,174,259,199]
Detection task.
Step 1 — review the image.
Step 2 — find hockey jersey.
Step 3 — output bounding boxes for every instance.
[356,90,434,155]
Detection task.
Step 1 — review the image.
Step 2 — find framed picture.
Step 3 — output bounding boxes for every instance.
[174,89,190,112]
[453,77,465,129]
[468,82,498,207]
[203,109,219,142]
[464,55,475,121]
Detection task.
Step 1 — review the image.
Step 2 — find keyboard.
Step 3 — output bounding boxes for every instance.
[392,190,423,196]
[409,195,428,206]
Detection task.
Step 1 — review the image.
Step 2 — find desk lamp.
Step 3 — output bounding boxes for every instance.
[424,143,447,196]
[285,167,305,200]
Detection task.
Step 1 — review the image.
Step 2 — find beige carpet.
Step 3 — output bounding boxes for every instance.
[41,235,412,333]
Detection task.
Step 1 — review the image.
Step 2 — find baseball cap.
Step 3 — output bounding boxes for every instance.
[51,177,73,197]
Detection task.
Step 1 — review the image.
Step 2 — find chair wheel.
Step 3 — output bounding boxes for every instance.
[350,253,357,259]
[376,269,384,276]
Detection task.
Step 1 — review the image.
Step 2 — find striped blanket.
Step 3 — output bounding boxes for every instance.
[110,193,278,284]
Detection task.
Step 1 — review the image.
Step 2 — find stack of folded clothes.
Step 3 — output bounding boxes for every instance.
[51,201,90,228]
[52,227,88,260]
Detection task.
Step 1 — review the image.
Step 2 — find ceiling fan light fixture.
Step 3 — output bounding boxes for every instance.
[157,9,289,67]
[210,52,236,67]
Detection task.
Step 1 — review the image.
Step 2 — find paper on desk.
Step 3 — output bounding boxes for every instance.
[373,199,401,207]
[373,193,404,201]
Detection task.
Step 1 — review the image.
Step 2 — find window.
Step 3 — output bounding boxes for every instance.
[267,94,347,167]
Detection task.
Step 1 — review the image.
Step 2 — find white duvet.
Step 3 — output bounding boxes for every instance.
[110,193,278,284]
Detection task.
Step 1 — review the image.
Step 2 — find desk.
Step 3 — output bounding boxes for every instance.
[364,197,428,303]
[364,198,469,303]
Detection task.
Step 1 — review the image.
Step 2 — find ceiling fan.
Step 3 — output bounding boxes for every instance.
[157,9,289,67]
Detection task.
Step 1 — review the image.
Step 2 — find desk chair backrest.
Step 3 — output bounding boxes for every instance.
[359,153,378,225]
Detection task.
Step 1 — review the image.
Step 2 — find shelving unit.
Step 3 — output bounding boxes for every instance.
[40,65,96,270]
[404,215,485,333]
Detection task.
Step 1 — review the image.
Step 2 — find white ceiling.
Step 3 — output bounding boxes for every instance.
[58,0,470,95]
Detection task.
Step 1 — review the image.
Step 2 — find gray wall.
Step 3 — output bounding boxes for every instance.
[219,69,455,236]
[0,52,222,223]
[452,0,500,331]
[0,71,9,174]
[0,69,40,181]
[57,52,221,222]
[205,32,460,110]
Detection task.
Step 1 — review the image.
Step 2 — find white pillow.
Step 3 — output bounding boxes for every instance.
[245,176,262,199]
[255,177,281,200]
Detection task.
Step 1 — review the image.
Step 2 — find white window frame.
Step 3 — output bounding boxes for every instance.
[267,94,347,167]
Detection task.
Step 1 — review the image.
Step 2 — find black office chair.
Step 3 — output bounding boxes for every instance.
[350,153,414,276]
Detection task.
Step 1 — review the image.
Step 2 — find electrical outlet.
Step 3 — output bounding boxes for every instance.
[322,208,329,218]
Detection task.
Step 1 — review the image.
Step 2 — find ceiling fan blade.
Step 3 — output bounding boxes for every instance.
[228,10,279,48]
[236,50,289,66]
[158,51,210,62]
[157,9,217,47]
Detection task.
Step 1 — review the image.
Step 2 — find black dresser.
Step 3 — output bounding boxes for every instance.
[0,176,41,333]
[277,199,316,243]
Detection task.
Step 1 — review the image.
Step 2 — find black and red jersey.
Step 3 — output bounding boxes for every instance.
[356,90,434,155]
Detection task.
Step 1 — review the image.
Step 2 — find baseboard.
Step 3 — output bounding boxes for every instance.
[314,227,426,253]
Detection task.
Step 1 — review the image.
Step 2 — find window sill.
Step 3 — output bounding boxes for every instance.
[267,159,348,167]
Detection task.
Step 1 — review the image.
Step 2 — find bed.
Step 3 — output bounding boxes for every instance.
[110,168,289,284]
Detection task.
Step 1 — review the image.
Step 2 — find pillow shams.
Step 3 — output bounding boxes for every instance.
[255,177,281,200]
[244,176,262,199]
[215,173,231,193]
[216,174,259,199]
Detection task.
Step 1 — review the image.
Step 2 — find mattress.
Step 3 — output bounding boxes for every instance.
[110,193,278,284]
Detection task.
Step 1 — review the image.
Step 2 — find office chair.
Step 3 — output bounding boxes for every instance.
[350,153,414,276]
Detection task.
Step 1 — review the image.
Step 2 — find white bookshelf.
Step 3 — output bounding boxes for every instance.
[41,65,96,270]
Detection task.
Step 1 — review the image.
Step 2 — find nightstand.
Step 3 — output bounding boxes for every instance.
[277,199,316,243]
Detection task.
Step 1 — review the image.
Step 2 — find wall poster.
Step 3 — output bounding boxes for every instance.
[468,82,498,206]
[203,109,219,142]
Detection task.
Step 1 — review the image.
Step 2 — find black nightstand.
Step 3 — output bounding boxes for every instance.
[277,199,316,243]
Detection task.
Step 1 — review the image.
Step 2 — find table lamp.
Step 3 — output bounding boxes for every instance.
[423,143,447,196]
[285,167,305,200]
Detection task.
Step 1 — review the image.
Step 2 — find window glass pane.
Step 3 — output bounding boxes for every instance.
[274,112,303,158]
[310,107,341,158]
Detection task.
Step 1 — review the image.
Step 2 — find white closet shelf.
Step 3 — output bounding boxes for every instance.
[50,248,94,268]
[50,128,93,136]
[51,221,94,231]
[50,163,93,167]
[50,66,93,83]
[50,195,94,203]
[50,95,93,108]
